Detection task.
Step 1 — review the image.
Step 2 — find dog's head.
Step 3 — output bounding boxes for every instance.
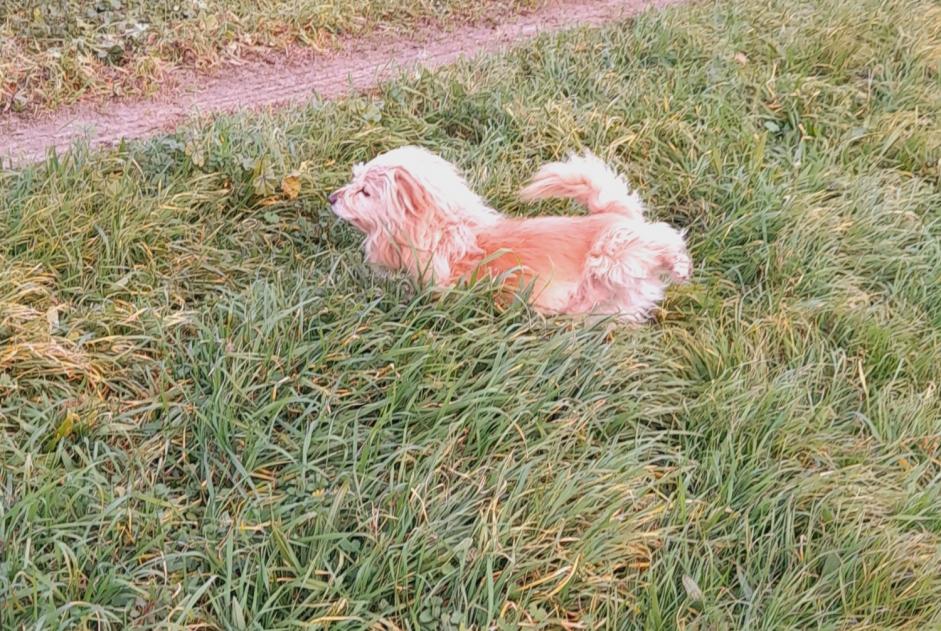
[328,152,431,235]
[329,146,499,282]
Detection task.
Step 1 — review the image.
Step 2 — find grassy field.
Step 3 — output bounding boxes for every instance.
[2,0,941,628]
[0,0,537,112]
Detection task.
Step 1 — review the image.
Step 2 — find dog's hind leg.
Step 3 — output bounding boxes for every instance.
[565,221,690,321]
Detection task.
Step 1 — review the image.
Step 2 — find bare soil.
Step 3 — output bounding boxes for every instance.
[0,0,679,168]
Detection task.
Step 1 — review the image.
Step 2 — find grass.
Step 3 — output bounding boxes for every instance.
[2,0,941,627]
[0,0,538,113]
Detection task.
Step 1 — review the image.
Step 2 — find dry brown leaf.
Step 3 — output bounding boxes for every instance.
[281,174,301,199]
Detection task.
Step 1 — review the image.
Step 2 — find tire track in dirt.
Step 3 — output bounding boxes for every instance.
[0,0,680,168]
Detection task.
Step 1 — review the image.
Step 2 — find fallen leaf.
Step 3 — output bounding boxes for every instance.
[683,575,704,602]
[46,305,59,332]
[54,411,79,444]
[281,174,301,199]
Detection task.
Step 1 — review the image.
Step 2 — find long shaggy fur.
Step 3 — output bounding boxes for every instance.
[519,151,647,221]
[329,146,690,322]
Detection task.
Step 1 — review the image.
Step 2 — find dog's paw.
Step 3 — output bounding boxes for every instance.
[668,252,692,283]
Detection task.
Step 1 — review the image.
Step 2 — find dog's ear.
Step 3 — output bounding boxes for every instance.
[391,167,435,218]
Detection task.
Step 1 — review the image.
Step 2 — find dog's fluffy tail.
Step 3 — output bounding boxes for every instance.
[519,151,646,220]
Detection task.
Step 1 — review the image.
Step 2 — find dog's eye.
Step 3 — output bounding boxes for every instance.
[359,187,370,198]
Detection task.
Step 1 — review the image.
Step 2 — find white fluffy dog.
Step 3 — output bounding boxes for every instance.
[329,146,690,322]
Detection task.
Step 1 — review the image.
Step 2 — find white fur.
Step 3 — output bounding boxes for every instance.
[366,146,501,229]
[520,151,647,220]
[329,146,691,323]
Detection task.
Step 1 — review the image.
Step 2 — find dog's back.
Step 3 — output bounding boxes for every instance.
[466,212,689,319]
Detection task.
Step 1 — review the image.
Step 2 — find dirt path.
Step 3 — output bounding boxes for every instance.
[0,0,679,168]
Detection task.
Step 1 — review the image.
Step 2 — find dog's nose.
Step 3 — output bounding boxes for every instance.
[328,191,340,205]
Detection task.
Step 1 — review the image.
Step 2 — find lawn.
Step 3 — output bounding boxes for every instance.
[0,0,537,112]
[2,0,940,628]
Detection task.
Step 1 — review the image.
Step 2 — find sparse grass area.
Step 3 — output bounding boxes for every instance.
[0,0,538,112]
[2,0,941,628]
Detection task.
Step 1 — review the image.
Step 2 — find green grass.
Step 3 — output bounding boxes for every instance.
[2,0,941,628]
[0,0,537,112]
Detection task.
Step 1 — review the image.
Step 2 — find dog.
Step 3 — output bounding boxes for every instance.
[328,146,690,322]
